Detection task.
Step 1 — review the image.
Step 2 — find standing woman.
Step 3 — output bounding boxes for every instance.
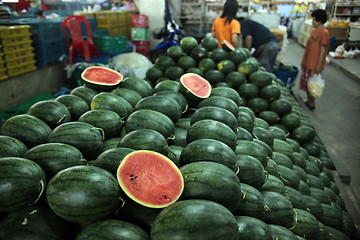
[211,0,240,48]
[300,9,329,110]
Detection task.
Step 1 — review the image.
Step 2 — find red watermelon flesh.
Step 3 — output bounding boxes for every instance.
[222,40,235,52]
[117,150,184,208]
[81,66,123,85]
[180,73,211,98]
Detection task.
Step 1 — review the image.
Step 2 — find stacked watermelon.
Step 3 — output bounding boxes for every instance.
[0,35,357,240]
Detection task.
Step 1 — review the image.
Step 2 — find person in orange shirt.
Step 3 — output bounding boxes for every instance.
[211,0,240,48]
[300,9,329,110]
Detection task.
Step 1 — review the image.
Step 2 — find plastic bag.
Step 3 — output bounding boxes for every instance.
[307,74,325,98]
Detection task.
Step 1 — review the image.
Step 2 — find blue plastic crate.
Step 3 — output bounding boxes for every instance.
[272,66,299,89]
[34,40,67,67]
[15,18,64,43]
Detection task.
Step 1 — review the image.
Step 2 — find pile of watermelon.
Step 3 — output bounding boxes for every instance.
[0,35,358,240]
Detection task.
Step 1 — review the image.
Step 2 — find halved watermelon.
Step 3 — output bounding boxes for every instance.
[179,73,211,102]
[222,40,235,52]
[81,66,123,92]
[117,150,184,208]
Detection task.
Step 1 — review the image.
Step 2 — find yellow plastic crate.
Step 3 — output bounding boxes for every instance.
[3,47,34,61]
[7,61,37,77]
[2,41,33,54]
[77,12,95,19]
[5,54,35,68]
[1,34,32,46]
[115,11,127,26]
[0,25,30,39]
[95,11,119,28]
[0,68,8,81]
[106,25,129,37]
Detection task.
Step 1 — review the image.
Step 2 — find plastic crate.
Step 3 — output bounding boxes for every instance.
[5,54,35,68]
[17,19,64,43]
[1,34,32,46]
[272,66,299,89]
[0,25,30,38]
[7,61,37,77]
[131,28,148,41]
[93,35,132,54]
[3,48,34,61]
[94,11,119,28]
[0,68,8,80]
[34,40,66,67]
[2,41,33,54]
[115,11,127,26]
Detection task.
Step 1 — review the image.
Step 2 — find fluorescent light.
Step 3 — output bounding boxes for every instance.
[2,0,20,2]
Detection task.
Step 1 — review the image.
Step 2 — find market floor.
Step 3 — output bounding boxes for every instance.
[282,38,360,227]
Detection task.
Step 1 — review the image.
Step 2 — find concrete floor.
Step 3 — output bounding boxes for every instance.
[283,38,360,227]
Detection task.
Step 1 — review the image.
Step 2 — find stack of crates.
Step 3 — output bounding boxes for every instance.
[93,10,129,38]
[22,18,66,68]
[0,25,37,78]
[131,14,150,57]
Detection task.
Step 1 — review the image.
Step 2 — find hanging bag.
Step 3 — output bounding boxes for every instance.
[307,74,325,98]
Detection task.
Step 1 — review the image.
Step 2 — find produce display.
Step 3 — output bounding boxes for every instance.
[0,35,358,240]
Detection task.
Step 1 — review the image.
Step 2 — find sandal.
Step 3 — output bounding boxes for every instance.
[305,101,315,110]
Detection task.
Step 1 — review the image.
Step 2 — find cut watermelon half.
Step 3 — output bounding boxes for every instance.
[81,66,123,92]
[117,150,184,208]
[222,40,235,52]
[179,73,212,102]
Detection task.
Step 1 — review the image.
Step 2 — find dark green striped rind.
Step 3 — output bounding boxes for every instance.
[55,94,90,121]
[269,126,287,140]
[101,137,122,153]
[210,86,242,106]
[24,143,85,179]
[190,106,238,132]
[111,88,143,107]
[307,174,325,189]
[341,211,358,239]
[169,127,187,147]
[272,152,293,169]
[320,203,343,229]
[153,80,180,93]
[324,225,351,240]
[46,165,121,223]
[291,152,307,169]
[277,165,300,190]
[78,109,123,139]
[235,140,269,167]
[70,85,98,104]
[197,96,239,118]
[235,183,265,219]
[260,174,286,194]
[265,159,279,177]
[125,109,175,139]
[180,161,242,212]
[284,186,307,210]
[294,165,308,182]
[235,154,266,188]
[262,191,295,228]
[290,208,320,240]
[75,219,150,240]
[273,138,294,158]
[155,91,188,115]
[235,216,272,240]
[118,129,168,155]
[269,224,298,240]
[0,157,46,212]
[310,187,331,204]
[175,118,191,129]
[0,135,28,158]
[48,122,103,159]
[93,147,135,176]
[237,127,253,140]
[302,195,323,220]
[27,100,71,128]
[180,138,236,169]
[186,119,237,150]
[119,77,154,98]
[90,92,134,120]
[151,199,239,240]
[0,206,73,240]
[0,114,52,148]
[134,95,181,123]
